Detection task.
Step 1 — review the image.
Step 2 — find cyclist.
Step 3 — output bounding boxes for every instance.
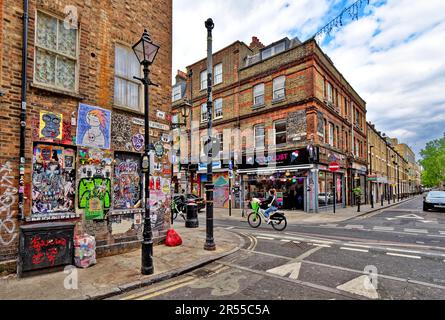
[263,189,278,224]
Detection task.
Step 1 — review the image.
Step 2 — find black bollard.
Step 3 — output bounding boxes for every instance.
[185,202,199,228]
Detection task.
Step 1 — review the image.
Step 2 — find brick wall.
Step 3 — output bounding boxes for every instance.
[0,0,172,272]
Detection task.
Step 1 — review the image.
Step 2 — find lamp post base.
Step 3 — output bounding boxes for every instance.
[204,241,216,251]
[141,241,154,275]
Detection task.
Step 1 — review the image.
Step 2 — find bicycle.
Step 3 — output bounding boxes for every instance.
[171,195,187,221]
[247,198,287,231]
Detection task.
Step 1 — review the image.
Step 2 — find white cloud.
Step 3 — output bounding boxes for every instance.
[173,0,445,158]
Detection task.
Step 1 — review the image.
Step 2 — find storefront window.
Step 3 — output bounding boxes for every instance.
[318,171,343,208]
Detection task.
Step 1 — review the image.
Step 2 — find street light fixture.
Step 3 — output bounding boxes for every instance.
[132,29,160,276]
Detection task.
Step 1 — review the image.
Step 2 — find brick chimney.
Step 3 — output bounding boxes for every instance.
[175,70,187,84]
[249,36,265,53]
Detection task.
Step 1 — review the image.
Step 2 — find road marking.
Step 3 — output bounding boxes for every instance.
[311,243,331,248]
[121,276,196,300]
[225,226,235,230]
[337,275,379,299]
[345,225,364,229]
[427,235,445,238]
[256,236,275,240]
[404,228,428,234]
[439,231,445,235]
[292,241,301,244]
[386,252,421,259]
[280,239,291,243]
[267,262,302,279]
[136,278,198,300]
[396,214,425,219]
[385,248,423,255]
[343,243,371,249]
[340,247,369,253]
[321,224,338,228]
[373,226,394,231]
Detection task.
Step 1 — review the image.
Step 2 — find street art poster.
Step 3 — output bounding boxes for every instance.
[78,147,112,220]
[76,103,111,150]
[214,174,229,208]
[111,111,133,151]
[148,178,172,231]
[114,153,142,210]
[32,145,76,214]
[39,111,63,140]
[132,134,144,152]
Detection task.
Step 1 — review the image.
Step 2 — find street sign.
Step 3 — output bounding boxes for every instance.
[329,162,340,172]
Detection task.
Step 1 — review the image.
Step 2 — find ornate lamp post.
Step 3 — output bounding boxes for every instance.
[132,29,160,275]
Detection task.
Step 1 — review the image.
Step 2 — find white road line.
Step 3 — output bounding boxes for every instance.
[427,234,445,238]
[373,226,394,231]
[321,224,338,227]
[404,228,428,234]
[292,241,301,244]
[386,252,421,259]
[340,247,369,253]
[256,236,275,240]
[225,226,235,230]
[385,248,423,255]
[439,231,445,235]
[345,225,364,229]
[311,244,331,248]
[280,239,290,243]
[343,243,371,249]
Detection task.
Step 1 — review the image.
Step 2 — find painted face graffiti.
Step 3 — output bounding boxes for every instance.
[114,155,142,210]
[39,112,63,140]
[132,134,144,152]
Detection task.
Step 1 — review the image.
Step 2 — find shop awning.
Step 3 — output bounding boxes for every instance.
[237,164,314,174]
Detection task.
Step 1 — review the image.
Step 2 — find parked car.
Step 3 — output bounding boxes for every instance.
[186,194,205,211]
[318,192,334,205]
[423,191,445,211]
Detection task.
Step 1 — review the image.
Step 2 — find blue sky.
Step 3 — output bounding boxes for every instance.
[172,0,445,159]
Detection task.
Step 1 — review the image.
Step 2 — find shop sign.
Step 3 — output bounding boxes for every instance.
[241,148,311,169]
[199,161,221,171]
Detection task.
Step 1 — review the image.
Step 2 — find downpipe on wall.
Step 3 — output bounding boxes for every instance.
[18,0,29,221]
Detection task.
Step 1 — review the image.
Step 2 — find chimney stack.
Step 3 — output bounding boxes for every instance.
[175,70,187,83]
[249,36,265,53]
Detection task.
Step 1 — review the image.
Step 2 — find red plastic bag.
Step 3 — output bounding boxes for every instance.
[165,228,182,247]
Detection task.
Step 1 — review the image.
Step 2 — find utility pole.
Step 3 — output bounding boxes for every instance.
[204,18,216,251]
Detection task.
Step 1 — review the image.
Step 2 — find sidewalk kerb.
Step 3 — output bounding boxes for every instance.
[88,230,245,300]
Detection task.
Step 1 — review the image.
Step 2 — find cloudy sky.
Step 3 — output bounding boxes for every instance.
[172,0,445,158]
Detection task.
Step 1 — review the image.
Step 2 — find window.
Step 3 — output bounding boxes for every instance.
[261,42,286,59]
[35,11,78,92]
[254,124,265,149]
[114,44,141,110]
[253,83,265,106]
[172,85,182,102]
[201,103,208,122]
[326,82,333,103]
[273,76,285,100]
[216,132,223,156]
[214,63,222,85]
[214,98,223,119]
[172,114,179,125]
[200,70,207,90]
[329,123,334,146]
[274,120,287,146]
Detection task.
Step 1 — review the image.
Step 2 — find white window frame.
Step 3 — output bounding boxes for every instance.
[172,85,182,102]
[329,123,334,146]
[326,82,333,103]
[253,83,265,106]
[214,98,223,119]
[274,120,287,146]
[201,103,208,122]
[261,42,285,60]
[34,10,79,93]
[216,132,223,157]
[214,63,222,85]
[200,70,207,90]
[273,76,286,100]
[254,124,265,149]
[114,43,142,111]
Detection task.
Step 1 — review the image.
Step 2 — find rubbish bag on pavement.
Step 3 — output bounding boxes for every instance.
[74,234,97,268]
[165,228,182,247]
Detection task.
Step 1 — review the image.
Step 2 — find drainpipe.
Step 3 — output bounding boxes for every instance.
[18,0,29,221]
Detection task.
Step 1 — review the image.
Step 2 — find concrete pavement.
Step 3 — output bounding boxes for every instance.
[212,196,418,225]
[0,223,243,300]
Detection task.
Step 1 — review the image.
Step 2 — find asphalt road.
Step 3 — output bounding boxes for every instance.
[112,197,445,300]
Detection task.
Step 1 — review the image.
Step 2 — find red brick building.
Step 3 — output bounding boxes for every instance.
[0,0,172,274]
[173,36,367,212]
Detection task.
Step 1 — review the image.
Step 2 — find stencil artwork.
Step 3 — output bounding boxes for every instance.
[39,111,62,140]
[114,153,142,210]
[76,103,111,149]
[32,145,76,214]
[149,189,169,231]
[111,112,132,151]
[78,147,112,220]
[132,134,144,152]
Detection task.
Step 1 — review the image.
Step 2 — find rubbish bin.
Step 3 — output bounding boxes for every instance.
[185,202,199,228]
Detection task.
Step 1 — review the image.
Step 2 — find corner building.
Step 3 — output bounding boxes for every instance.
[0,0,172,274]
[175,36,368,213]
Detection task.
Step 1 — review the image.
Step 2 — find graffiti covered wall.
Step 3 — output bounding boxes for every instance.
[0,161,18,248]
[114,153,142,210]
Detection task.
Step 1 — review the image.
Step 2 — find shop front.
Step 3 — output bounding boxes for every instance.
[349,161,368,205]
[238,147,323,213]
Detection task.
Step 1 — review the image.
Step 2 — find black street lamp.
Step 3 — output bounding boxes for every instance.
[204,18,216,251]
[132,29,160,276]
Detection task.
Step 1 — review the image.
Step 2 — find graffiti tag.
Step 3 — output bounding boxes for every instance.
[0,161,17,246]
